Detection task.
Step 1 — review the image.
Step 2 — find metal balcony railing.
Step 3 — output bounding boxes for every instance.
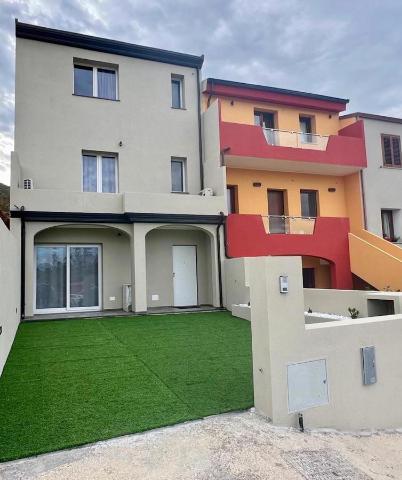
[262,215,316,235]
[262,128,329,150]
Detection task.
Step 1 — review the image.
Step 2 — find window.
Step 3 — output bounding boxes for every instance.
[268,189,286,233]
[227,186,238,214]
[381,134,401,167]
[254,111,276,129]
[74,63,117,100]
[300,190,318,217]
[82,153,118,193]
[381,209,396,240]
[255,111,277,145]
[171,158,186,192]
[299,116,314,143]
[171,75,184,108]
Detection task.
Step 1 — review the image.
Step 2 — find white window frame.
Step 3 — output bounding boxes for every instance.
[171,75,184,109]
[74,62,119,100]
[171,157,187,193]
[82,152,119,193]
[34,244,102,314]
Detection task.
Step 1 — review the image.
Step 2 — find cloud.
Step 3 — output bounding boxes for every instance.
[1,0,402,184]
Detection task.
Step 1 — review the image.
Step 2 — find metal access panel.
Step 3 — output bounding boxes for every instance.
[361,346,377,385]
[287,359,329,413]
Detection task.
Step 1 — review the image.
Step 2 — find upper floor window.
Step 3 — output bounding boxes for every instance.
[82,153,118,193]
[300,190,318,217]
[254,111,275,129]
[255,111,277,145]
[299,115,314,143]
[382,134,401,167]
[171,75,184,109]
[227,185,238,214]
[171,157,186,192]
[74,62,118,100]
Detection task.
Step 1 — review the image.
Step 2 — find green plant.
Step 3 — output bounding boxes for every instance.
[348,307,359,319]
[307,307,313,313]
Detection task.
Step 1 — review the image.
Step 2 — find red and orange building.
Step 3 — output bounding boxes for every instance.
[203,78,369,289]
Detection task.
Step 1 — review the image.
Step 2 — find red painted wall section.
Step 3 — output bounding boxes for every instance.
[204,83,347,112]
[226,214,353,289]
[220,121,367,168]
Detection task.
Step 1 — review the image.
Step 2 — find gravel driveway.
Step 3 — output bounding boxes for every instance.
[1,410,401,480]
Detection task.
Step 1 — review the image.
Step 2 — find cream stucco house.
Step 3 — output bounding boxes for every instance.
[10,21,227,318]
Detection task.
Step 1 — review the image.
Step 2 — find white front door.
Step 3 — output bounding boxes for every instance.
[172,245,198,307]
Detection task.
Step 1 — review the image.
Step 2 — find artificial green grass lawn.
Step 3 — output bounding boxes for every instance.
[0,311,253,462]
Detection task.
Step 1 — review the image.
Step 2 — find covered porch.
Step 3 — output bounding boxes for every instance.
[24,221,222,318]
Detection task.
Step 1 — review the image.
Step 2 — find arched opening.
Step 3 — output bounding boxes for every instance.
[302,256,333,289]
[33,224,131,313]
[145,225,215,309]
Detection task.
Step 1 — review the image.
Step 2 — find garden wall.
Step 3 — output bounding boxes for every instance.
[250,256,402,430]
[0,220,20,376]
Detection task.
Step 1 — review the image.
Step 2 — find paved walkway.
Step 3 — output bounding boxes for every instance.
[1,411,402,479]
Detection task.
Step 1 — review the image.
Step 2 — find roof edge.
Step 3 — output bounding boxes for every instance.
[204,78,349,105]
[341,112,402,125]
[15,20,204,69]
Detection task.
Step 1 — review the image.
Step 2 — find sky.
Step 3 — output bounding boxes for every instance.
[1,0,402,185]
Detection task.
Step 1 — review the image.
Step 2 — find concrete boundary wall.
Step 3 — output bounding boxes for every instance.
[223,258,250,311]
[304,288,402,318]
[0,221,20,376]
[250,256,402,430]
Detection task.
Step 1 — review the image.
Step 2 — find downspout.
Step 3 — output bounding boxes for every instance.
[197,66,204,191]
[360,170,367,230]
[20,206,25,320]
[216,212,225,308]
[356,115,368,230]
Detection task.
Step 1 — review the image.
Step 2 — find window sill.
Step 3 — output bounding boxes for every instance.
[171,106,187,110]
[171,191,189,194]
[73,94,120,102]
[381,165,402,169]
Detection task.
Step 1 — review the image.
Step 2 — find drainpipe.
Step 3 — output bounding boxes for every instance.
[20,206,25,320]
[197,66,204,191]
[216,212,225,308]
[360,170,367,230]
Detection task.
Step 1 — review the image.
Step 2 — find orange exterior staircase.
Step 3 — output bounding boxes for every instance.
[349,230,402,291]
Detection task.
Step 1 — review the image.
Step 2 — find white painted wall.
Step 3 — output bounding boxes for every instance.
[0,221,20,376]
[223,257,251,311]
[202,100,227,200]
[361,118,402,241]
[250,256,402,430]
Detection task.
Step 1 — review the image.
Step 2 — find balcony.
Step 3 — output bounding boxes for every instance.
[220,120,367,175]
[262,215,315,234]
[225,214,353,289]
[11,188,226,217]
[263,128,329,150]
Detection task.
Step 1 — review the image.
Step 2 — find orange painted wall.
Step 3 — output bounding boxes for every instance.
[344,172,365,233]
[209,96,341,136]
[227,168,348,217]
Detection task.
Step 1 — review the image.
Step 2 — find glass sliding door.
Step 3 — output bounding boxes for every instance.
[35,245,101,313]
[69,246,100,309]
[36,246,67,310]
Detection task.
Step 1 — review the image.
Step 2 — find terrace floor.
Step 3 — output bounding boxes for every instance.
[0,311,253,462]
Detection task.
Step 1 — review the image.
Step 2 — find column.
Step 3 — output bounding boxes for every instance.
[131,224,147,313]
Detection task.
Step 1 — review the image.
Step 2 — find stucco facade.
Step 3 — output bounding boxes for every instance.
[11,22,226,317]
[342,113,402,242]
